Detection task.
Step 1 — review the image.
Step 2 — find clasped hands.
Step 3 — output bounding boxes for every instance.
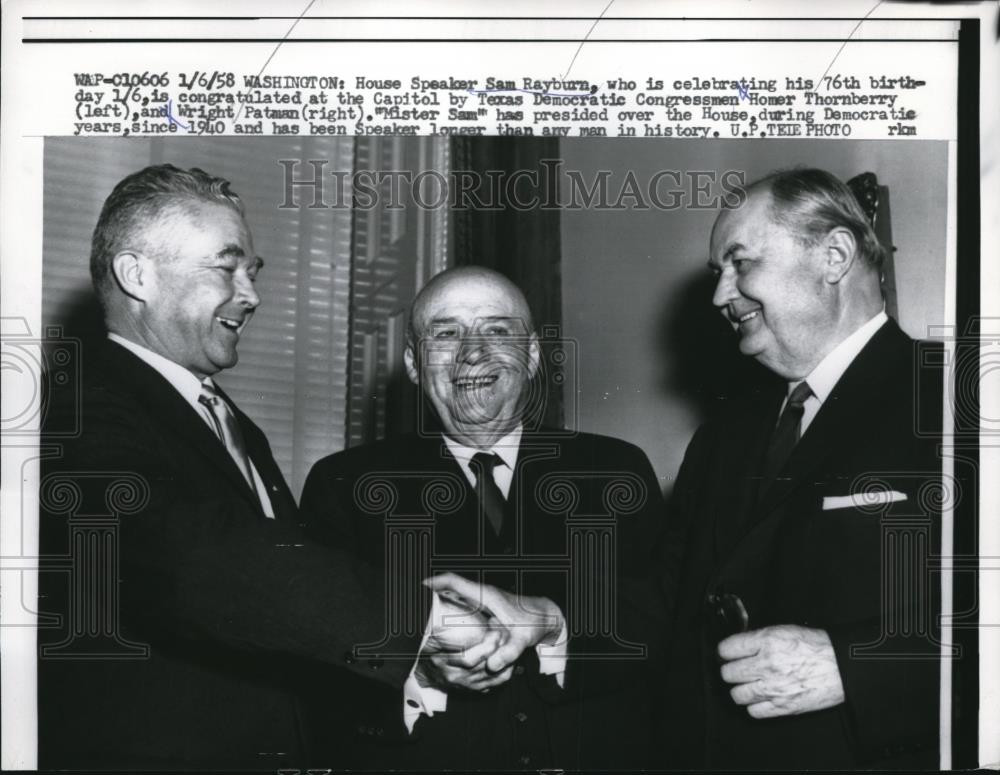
[718,624,845,718]
[414,573,564,693]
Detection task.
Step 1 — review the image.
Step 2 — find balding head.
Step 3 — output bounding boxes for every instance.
[404,267,540,449]
[409,266,535,345]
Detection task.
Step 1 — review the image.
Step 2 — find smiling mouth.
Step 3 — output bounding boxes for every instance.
[215,315,248,334]
[453,374,499,390]
[731,309,760,327]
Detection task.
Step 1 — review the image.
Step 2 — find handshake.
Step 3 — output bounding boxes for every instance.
[415,573,566,693]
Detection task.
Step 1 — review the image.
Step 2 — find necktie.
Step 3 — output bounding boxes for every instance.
[470,452,506,536]
[198,382,256,489]
[760,381,813,483]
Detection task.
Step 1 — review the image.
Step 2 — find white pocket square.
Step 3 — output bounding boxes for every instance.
[822,491,908,510]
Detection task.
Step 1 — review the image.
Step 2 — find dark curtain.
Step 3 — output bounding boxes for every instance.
[450,138,565,430]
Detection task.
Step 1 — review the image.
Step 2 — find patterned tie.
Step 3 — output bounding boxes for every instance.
[761,380,814,483]
[470,452,506,536]
[198,381,256,489]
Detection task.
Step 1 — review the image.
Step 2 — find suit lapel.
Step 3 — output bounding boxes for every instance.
[733,320,912,546]
[712,396,780,559]
[218,386,297,521]
[102,342,268,516]
[507,438,565,554]
[414,435,481,556]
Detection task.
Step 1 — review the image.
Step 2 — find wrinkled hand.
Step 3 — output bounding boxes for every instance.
[424,572,564,675]
[414,592,511,693]
[718,624,845,718]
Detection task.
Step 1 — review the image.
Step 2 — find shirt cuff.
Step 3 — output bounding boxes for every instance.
[535,612,568,688]
[402,592,449,734]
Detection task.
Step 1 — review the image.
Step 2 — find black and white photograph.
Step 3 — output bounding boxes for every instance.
[1,2,997,772]
[30,134,956,770]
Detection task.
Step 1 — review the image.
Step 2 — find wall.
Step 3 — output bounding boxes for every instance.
[559,139,949,491]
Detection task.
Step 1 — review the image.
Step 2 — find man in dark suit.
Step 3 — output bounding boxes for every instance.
[37,166,520,770]
[300,266,665,770]
[659,168,943,769]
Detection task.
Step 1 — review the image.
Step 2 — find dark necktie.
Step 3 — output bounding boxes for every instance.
[470,452,506,536]
[761,380,814,483]
[198,382,256,489]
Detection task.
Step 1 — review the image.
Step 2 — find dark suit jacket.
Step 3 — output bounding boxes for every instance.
[38,340,418,770]
[657,319,943,769]
[299,428,666,770]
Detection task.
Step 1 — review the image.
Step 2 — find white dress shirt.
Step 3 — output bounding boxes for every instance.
[402,425,568,733]
[107,333,275,518]
[783,310,888,436]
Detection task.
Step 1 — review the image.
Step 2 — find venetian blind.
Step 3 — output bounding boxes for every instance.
[42,137,355,497]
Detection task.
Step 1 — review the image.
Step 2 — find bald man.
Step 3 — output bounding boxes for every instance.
[300,267,665,770]
[658,169,942,769]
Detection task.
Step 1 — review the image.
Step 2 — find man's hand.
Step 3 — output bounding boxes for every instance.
[414,593,512,693]
[424,572,565,674]
[718,624,845,718]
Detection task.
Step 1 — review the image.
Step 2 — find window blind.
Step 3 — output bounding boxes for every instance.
[43,137,355,497]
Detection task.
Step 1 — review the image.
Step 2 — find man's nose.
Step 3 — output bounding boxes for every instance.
[235,274,260,310]
[457,337,490,364]
[712,269,737,310]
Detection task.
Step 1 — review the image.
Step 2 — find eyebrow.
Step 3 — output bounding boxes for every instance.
[214,244,265,269]
[707,242,746,270]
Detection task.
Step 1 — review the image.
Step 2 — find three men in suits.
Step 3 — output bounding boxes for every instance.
[37,166,522,770]
[300,267,665,770]
[660,168,942,768]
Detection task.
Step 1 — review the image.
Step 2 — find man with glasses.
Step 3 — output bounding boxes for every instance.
[300,266,665,770]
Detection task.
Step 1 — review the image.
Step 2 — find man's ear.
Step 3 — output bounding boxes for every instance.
[111,251,155,301]
[527,333,541,379]
[404,342,419,385]
[821,227,858,284]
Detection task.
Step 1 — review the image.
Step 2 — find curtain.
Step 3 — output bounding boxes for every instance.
[450,138,565,430]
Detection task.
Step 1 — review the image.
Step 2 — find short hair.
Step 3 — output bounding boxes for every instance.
[406,266,536,348]
[751,167,886,268]
[90,164,244,302]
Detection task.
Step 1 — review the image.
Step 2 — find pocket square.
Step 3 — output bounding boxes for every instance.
[823,490,908,510]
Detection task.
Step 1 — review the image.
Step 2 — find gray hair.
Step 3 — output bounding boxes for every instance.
[751,167,886,268]
[90,164,244,303]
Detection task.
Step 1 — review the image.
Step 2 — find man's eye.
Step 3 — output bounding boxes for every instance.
[734,259,750,273]
[433,328,458,339]
[484,326,511,337]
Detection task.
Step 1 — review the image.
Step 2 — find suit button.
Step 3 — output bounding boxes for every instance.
[514,665,525,676]
[514,711,528,723]
[376,727,385,736]
[343,651,356,665]
[519,754,531,765]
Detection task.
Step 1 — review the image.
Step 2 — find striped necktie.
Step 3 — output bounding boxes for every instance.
[198,381,256,489]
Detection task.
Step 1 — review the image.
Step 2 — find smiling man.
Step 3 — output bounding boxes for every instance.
[658,168,943,769]
[300,266,665,770]
[37,165,490,770]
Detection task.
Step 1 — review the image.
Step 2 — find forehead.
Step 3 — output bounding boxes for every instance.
[156,200,254,257]
[709,190,775,260]
[416,278,528,327]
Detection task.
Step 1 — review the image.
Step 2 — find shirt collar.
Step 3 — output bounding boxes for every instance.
[442,425,523,472]
[797,310,888,403]
[108,332,214,407]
